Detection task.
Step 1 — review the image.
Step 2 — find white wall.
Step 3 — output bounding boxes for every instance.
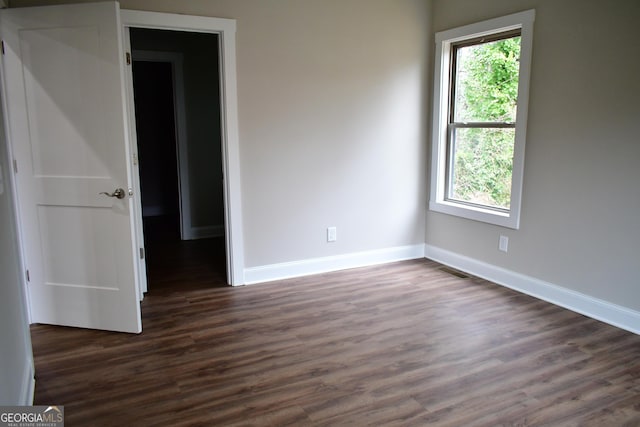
[428,0,640,311]
[0,97,34,404]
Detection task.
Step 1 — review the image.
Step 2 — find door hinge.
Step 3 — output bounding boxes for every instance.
[126,52,131,65]
[133,153,138,165]
[1,40,5,55]
[13,159,17,174]
[140,247,145,259]
[25,269,30,282]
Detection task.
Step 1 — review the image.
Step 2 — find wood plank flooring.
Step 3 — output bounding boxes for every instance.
[31,245,640,426]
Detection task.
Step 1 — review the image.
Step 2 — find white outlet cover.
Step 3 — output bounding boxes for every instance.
[499,235,509,252]
[327,227,337,242]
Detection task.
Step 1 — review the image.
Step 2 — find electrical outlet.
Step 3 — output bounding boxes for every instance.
[499,235,509,252]
[327,226,337,242]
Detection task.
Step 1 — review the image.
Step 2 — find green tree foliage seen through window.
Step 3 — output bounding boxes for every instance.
[450,35,521,210]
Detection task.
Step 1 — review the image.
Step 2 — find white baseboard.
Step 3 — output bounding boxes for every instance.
[425,244,640,335]
[187,224,224,240]
[244,244,426,285]
[19,361,35,405]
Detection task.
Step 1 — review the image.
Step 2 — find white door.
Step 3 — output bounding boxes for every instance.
[0,2,142,333]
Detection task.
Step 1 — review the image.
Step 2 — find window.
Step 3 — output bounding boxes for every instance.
[430,10,535,229]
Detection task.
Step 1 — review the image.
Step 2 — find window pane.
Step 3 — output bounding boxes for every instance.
[454,36,521,123]
[449,127,514,210]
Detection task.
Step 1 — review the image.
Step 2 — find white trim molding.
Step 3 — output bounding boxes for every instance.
[244,244,426,285]
[425,244,640,335]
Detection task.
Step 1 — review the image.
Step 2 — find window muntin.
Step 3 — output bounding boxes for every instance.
[429,10,535,229]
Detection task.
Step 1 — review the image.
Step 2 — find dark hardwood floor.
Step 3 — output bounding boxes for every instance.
[31,237,640,426]
[143,216,228,293]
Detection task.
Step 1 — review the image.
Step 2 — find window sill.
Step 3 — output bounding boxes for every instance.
[429,199,520,229]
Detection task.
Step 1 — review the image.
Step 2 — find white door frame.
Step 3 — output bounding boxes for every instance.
[121,10,245,286]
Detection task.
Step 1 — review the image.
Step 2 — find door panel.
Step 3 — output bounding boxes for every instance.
[38,206,119,289]
[22,26,109,179]
[0,2,142,333]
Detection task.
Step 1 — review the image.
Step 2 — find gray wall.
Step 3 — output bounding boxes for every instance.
[428,0,640,310]
[8,0,430,266]
[84,0,432,265]
[0,103,34,404]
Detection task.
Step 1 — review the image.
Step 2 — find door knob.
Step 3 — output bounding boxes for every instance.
[99,188,126,199]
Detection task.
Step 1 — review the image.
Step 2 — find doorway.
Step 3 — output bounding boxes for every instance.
[132,60,180,235]
[129,28,227,292]
[121,9,245,289]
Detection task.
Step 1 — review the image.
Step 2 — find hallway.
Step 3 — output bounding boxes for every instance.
[143,215,227,295]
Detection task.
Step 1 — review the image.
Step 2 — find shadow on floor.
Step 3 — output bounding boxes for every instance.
[143,215,228,294]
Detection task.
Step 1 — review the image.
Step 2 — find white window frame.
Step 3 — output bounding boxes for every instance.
[430,10,535,229]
